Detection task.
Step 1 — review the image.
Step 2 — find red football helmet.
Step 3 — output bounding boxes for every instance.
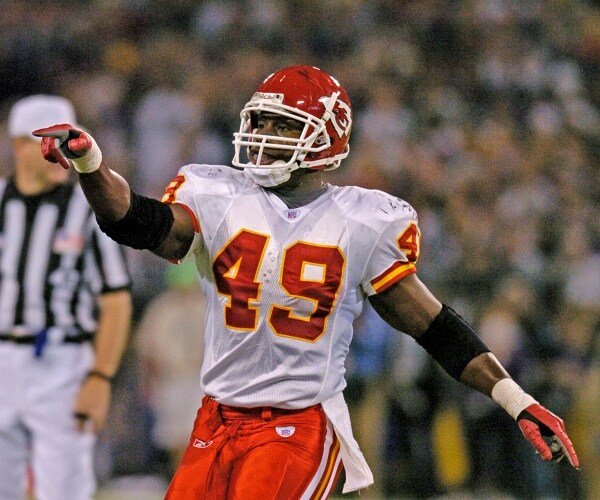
[232,65,352,173]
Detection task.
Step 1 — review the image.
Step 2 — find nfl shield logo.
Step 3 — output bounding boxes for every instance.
[276,426,296,438]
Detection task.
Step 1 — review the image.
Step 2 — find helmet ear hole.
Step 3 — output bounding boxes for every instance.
[314,134,329,147]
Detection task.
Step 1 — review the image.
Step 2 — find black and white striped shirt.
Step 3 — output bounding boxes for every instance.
[0,178,131,336]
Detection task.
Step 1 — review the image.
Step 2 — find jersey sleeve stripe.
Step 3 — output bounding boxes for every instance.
[370,261,416,293]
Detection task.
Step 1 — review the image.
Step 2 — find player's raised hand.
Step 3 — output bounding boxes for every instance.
[33,124,102,173]
[517,403,580,469]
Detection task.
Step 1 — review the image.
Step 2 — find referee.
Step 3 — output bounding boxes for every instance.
[0,95,132,500]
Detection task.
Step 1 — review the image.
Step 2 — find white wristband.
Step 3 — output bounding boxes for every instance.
[491,378,538,420]
[70,136,102,174]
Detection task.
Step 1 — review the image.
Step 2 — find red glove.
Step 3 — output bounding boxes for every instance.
[517,403,579,469]
[33,124,101,173]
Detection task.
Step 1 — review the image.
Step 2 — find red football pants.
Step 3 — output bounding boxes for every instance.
[165,396,342,499]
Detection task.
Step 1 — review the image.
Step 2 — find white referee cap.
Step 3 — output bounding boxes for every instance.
[8,95,77,140]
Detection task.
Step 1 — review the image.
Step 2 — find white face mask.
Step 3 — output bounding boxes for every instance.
[242,160,295,187]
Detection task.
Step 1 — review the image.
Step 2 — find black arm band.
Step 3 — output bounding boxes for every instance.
[416,304,490,380]
[97,191,174,250]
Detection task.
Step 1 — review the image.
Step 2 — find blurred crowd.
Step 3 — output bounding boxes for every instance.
[1,1,599,498]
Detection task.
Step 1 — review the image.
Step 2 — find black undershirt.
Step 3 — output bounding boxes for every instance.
[268,184,329,208]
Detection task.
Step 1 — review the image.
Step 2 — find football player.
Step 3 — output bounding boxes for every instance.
[34,65,579,499]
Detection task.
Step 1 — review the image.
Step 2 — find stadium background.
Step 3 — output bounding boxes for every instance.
[0,1,598,498]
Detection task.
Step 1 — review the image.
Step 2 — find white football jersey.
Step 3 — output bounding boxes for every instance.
[162,164,420,409]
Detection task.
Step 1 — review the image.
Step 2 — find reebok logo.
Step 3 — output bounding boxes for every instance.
[192,438,213,448]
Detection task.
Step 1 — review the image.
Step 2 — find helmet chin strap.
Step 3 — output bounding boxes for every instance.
[243,160,298,187]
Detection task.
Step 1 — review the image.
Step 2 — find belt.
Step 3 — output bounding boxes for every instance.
[218,402,322,420]
[0,331,94,345]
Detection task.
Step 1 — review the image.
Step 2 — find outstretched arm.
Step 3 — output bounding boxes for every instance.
[33,124,195,261]
[369,273,580,469]
[369,274,509,393]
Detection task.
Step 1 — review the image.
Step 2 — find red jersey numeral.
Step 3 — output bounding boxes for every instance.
[213,230,268,330]
[270,242,344,342]
[397,222,420,262]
